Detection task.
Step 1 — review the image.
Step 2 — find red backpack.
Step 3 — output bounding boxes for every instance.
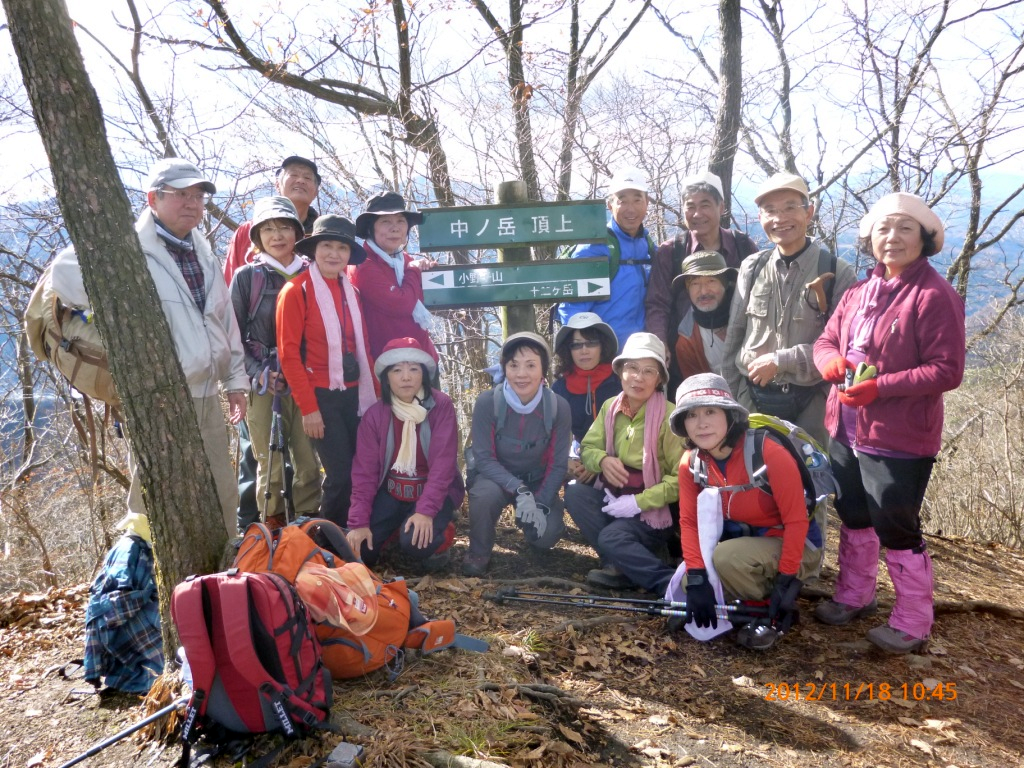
[232,518,488,680]
[171,570,332,758]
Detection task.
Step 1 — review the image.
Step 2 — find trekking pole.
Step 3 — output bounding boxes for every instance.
[486,588,770,625]
[57,695,188,768]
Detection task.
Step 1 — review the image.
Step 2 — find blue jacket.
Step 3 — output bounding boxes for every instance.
[558,219,652,350]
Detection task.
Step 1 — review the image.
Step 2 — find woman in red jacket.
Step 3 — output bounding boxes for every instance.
[276,215,377,527]
[669,373,822,650]
[813,193,965,654]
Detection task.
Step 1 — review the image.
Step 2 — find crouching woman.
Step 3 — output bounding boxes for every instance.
[462,332,571,577]
[669,374,821,650]
[346,338,463,571]
[566,333,683,593]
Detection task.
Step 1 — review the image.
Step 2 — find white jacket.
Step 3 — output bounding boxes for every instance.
[52,208,248,398]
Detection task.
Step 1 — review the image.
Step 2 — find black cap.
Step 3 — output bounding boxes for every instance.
[279,156,322,186]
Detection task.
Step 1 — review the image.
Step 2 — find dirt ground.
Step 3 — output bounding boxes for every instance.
[2,513,1024,768]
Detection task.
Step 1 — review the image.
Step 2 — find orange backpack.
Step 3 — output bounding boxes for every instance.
[232,518,487,679]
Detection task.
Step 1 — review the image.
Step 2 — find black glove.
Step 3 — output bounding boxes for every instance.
[685,569,718,629]
[768,573,802,631]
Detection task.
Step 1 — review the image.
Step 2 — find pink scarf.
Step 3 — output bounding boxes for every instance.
[308,262,377,416]
[602,391,672,529]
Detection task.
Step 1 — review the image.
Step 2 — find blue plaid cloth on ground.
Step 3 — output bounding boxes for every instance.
[83,534,163,693]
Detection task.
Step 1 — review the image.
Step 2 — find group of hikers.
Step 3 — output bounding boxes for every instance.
[72,156,965,694]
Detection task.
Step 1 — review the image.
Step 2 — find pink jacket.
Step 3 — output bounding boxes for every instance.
[348,391,465,527]
[813,257,965,457]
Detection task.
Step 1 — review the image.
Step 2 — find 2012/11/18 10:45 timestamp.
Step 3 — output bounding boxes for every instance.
[764,682,957,701]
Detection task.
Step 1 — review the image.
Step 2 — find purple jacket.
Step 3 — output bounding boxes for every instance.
[813,257,965,457]
[348,390,465,528]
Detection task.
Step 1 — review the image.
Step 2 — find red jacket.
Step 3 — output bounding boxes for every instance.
[813,257,965,457]
[680,435,809,576]
[276,271,375,416]
[348,250,438,361]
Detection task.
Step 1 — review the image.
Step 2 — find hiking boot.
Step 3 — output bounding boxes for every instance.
[461,554,490,578]
[814,599,878,626]
[422,549,451,573]
[586,565,632,590]
[736,622,779,651]
[866,624,928,654]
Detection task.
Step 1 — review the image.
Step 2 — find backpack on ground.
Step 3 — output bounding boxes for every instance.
[24,263,119,408]
[232,518,488,680]
[687,414,838,567]
[171,570,332,760]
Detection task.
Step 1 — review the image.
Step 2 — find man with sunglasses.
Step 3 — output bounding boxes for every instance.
[51,158,249,537]
[721,173,856,445]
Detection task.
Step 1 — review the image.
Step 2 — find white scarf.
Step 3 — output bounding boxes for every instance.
[307,262,377,416]
[257,252,306,276]
[364,238,433,331]
[503,380,544,415]
[390,391,428,475]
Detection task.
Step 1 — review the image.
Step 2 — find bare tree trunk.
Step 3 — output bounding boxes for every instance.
[709,0,743,219]
[3,0,229,658]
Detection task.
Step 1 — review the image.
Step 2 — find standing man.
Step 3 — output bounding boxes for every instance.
[52,158,248,536]
[224,155,321,533]
[646,171,759,393]
[722,173,857,445]
[670,251,737,379]
[558,167,654,350]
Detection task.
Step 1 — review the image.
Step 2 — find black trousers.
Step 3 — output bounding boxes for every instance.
[829,439,934,551]
[309,387,360,528]
[356,486,456,566]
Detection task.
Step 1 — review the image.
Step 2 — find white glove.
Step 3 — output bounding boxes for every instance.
[515,486,547,539]
[602,489,641,519]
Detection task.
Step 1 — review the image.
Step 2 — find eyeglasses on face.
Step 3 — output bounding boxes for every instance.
[160,188,211,204]
[622,362,660,380]
[759,202,807,218]
[569,340,601,351]
[260,224,296,235]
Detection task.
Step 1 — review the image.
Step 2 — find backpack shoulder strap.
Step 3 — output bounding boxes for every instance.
[746,428,771,492]
[492,384,508,435]
[171,578,217,725]
[606,228,620,279]
[818,249,838,314]
[671,231,687,277]
[247,265,268,321]
[541,387,556,439]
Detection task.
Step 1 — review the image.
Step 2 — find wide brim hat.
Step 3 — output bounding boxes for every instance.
[355,191,425,238]
[669,373,749,437]
[671,250,737,295]
[249,195,304,246]
[554,312,618,354]
[294,563,379,636]
[754,172,809,206]
[374,336,437,380]
[295,214,367,265]
[612,332,669,384]
[858,192,945,254]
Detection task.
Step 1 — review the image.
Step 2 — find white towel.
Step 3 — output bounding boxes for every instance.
[664,487,732,642]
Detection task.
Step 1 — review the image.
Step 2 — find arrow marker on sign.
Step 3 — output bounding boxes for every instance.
[422,271,454,289]
[577,278,610,297]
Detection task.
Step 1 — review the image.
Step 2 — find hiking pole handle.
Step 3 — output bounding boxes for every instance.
[57,695,188,768]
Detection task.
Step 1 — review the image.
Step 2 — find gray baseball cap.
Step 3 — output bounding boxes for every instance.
[145,158,216,194]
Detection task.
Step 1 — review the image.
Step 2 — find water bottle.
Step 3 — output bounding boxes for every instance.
[802,442,823,469]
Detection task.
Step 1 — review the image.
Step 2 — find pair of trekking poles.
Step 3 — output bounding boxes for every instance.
[256,356,296,523]
[486,588,772,625]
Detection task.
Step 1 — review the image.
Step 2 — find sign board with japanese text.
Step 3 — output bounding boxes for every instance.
[417,200,607,251]
[420,258,610,309]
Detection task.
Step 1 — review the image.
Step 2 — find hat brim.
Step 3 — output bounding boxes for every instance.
[671,268,736,295]
[250,218,305,247]
[161,177,216,194]
[668,398,749,437]
[355,209,425,238]
[554,320,617,354]
[295,233,367,265]
[611,356,669,385]
[374,347,437,381]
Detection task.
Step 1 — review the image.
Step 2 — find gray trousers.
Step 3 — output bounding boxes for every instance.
[466,475,565,560]
[565,482,676,594]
